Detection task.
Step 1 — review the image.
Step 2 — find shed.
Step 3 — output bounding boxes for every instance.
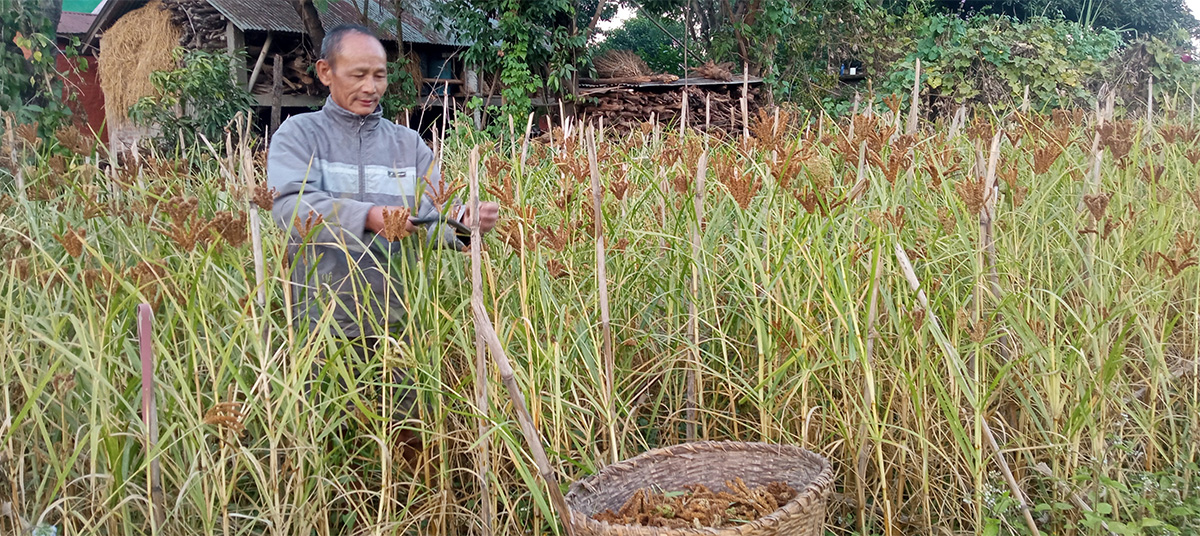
[84,0,475,148]
[57,11,106,138]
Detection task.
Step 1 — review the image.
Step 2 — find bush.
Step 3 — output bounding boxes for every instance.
[129,47,256,151]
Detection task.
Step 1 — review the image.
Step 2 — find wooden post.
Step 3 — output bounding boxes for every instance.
[741,63,750,141]
[471,299,576,535]
[906,58,920,135]
[686,151,707,441]
[270,54,282,139]
[586,126,616,463]
[468,147,493,536]
[137,304,166,531]
[680,87,688,137]
[1146,76,1154,136]
[226,21,247,87]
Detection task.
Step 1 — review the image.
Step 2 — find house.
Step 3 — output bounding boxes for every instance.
[82,0,476,149]
[56,11,106,138]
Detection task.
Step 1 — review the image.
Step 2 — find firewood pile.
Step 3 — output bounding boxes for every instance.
[578,83,763,132]
[158,0,321,96]
[249,51,321,96]
[161,0,227,50]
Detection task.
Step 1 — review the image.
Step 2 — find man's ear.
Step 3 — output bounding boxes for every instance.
[316,59,333,87]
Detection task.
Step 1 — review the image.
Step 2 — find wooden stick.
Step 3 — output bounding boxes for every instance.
[470,301,575,535]
[137,304,166,531]
[4,115,24,198]
[906,59,920,135]
[741,63,750,141]
[246,32,273,91]
[468,147,493,536]
[1147,75,1154,136]
[680,87,688,136]
[586,126,617,464]
[520,111,534,172]
[979,132,1014,365]
[686,151,707,441]
[705,93,711,132]
[270,54,282,139]
[893,246,1039,536]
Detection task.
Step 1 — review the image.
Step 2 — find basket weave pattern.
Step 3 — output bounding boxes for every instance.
[567,441,833,535]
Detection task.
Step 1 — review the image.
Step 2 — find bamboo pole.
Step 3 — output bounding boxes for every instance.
[245,32,273,91]
[893,246,1039,536]
[520,112,534,172]
[586,126,617,464]
[741,63,750,141]
[1147,75,1154,136]
[686,151,707,441]
[906,59,920,135]
[467,147,493,536]
[680,87,689,137]
[470,299,575,535]
[137,304,166,531]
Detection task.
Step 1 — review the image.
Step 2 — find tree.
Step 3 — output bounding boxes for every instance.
[435,0,587,125]
[1,0,71,128]
[291,0,325,56]
[935,0,1199,37]
[596,14,686,75]
[629,0,797,80]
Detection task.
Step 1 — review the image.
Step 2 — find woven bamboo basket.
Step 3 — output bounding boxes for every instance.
[566,441,833,536]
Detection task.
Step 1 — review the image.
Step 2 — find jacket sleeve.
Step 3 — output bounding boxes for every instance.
[267,119,374,246]
[412,139,468,251]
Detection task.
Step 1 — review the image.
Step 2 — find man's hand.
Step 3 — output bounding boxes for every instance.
[365,206,418,235]
[460,201,500,234]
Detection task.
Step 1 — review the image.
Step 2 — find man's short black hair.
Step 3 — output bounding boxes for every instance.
[320,24,379,65]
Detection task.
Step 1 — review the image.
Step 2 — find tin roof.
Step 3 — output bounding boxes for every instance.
[86,0,468,48]
[59,11,98,35]
[206,0,468,46]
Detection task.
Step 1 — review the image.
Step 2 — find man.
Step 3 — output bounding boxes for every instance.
[266,24,499,466]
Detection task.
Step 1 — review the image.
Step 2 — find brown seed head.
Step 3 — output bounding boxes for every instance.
[1082,192,1111,221]
[54,125,95,155]
[252,184,277,211]
[294,212,325,238]
[53,227,86,258]
[954,176,986,215]
[380,207,412,241]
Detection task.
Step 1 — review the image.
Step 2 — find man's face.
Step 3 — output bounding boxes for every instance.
[316,32,388,116]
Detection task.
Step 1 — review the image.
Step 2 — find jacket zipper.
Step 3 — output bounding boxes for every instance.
[357,116,366,199]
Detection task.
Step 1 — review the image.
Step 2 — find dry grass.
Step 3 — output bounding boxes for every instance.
[97,0,181,123]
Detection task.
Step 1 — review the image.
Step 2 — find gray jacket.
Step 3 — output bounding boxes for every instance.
[267,97,464,338]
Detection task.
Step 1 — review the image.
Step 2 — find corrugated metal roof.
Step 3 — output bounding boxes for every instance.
[206,0,468,47]
[59,12,98,35]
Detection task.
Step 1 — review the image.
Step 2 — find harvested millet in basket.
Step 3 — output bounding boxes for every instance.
[591,478,797,529]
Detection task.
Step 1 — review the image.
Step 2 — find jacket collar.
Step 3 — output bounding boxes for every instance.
[321,96,383,131]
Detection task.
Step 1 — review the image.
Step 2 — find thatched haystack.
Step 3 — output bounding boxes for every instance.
[594,50,651,78]
[97,0,182,124]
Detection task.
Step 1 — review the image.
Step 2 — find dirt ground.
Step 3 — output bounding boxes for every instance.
[591,478,797,529]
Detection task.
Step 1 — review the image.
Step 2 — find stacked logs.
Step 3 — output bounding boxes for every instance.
[161,0,226,50]
[249,51,321,96]
[579,84,763,133]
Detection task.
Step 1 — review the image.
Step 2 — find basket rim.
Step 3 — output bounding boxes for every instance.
[566,440,834,535]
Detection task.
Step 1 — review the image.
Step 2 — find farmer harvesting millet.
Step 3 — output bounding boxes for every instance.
[266,24,499,467]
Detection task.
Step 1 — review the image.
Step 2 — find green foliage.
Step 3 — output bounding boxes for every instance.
[0,0,74,133]
[128,48,256,151]
[381,53,419,119]
[1075,465,1200,535]
[595,15,685,75]
[907,14,1121,109]
[955,0,1200,37]
[436,0,586,130]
